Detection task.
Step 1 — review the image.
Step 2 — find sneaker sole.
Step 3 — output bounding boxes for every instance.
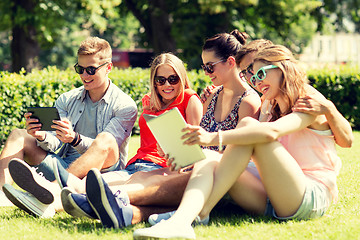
[2,184,43,217]
[86,169,123,228]
[8,159,54,204]
[61,188,95,219]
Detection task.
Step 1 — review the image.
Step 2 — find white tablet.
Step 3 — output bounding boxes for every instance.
[144,107,206,168]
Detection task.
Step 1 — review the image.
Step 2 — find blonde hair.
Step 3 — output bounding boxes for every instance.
[77,37,112,62]
[148,53,191,112]
[254,45,308,121]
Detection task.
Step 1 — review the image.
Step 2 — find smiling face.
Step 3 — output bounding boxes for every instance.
[155,64,181,104]
[252,61,283,104]
[77,54,111,96]
[201,50,227,86]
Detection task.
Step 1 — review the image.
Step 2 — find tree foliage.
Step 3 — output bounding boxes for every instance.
[0,0,359,72]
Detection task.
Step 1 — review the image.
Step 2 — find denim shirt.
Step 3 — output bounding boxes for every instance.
[36,80,138,169]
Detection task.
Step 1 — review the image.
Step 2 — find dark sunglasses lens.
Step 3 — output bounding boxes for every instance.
[168,75,180,84]
[250,76,256,87]
[86,67,97,75]
[207,65,214,73]
[258,69,265,80]
[155,77,166,85]
[201,64,214,74]
[74,65,84,74]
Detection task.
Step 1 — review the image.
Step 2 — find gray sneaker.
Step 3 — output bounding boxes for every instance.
[2,184,55,218]
[148,210,210,226]
[61,187,98,219]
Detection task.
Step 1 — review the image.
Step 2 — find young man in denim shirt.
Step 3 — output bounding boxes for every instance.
[0,37,137,216]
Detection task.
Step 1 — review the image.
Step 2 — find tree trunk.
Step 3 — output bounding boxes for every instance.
[11,0,39,73]
[149,0,177,54]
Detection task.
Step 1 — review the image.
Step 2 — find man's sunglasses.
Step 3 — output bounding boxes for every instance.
[249,65,278,88]
[240,63,254,79]
[74,62,108,75]
[201,59,225,74]
[154,74,180,86]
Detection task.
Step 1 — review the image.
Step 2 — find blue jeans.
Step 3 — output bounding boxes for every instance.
[111,159,163,179]
[35,152,121,181]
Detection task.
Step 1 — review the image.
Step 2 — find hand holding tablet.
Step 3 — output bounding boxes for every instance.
[144,107,206,170]
[27,107,60,131]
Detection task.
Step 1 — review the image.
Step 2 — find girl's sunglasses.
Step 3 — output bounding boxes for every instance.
[154,74,180,86]
[201,59,224,74]
[249,65,278,88]
[240,63,254,79]
[74,62,108,75]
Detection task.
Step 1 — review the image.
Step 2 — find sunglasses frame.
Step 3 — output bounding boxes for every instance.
[154,74,180,86]
[249,64,278,88]
[201,59,225,74]
[240,63,254,79]
[74,62,108,75]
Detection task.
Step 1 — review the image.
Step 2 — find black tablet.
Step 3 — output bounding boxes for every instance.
[27,107,60,131]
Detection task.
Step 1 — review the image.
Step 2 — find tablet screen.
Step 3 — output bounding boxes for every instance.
[27,107,60,131]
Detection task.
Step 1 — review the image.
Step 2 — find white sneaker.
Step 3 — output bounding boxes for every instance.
[2,184,55,218]
[8,158,54,204]
[133,220,195,239]
[0,189,13,207]
[148,210,210,226]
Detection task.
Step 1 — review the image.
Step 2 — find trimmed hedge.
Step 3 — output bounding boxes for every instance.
[307,66,360,129]
[0,65,358,147]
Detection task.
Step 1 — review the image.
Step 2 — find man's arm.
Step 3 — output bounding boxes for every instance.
[293,91,353,148]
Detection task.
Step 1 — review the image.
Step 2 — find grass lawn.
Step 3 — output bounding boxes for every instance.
[0,132,359,239]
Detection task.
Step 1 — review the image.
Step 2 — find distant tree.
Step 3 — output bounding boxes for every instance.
[121,0,323,68]
[0,0,123,73]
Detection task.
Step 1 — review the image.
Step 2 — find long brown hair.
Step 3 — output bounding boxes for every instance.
[254,45,308,121]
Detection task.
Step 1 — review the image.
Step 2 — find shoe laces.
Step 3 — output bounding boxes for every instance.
[114,190,129,206]
[32,167,47,181]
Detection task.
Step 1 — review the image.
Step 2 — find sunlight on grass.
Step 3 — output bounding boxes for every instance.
[0,132,359,239]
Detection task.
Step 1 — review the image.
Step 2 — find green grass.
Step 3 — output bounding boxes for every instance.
[1,132,359,239]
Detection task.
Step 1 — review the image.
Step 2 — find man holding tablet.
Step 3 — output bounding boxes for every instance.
[0,37,137,215]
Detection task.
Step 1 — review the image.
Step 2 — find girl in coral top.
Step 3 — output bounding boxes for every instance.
[134,45,343,239]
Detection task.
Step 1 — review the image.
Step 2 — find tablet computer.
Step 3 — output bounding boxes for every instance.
[144,107,206,169]
[27,107,60,131]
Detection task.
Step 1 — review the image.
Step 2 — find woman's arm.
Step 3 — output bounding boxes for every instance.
[185,95,203,125]
[182,112,316,147]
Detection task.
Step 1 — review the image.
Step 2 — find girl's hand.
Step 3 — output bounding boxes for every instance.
[165,154,178,171]
[157,143,165,157]
[181,124,217,146]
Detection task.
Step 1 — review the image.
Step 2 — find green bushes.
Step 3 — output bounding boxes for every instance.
[0,66,211,146]
[0,65,358,147]
[307,66,360,129]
